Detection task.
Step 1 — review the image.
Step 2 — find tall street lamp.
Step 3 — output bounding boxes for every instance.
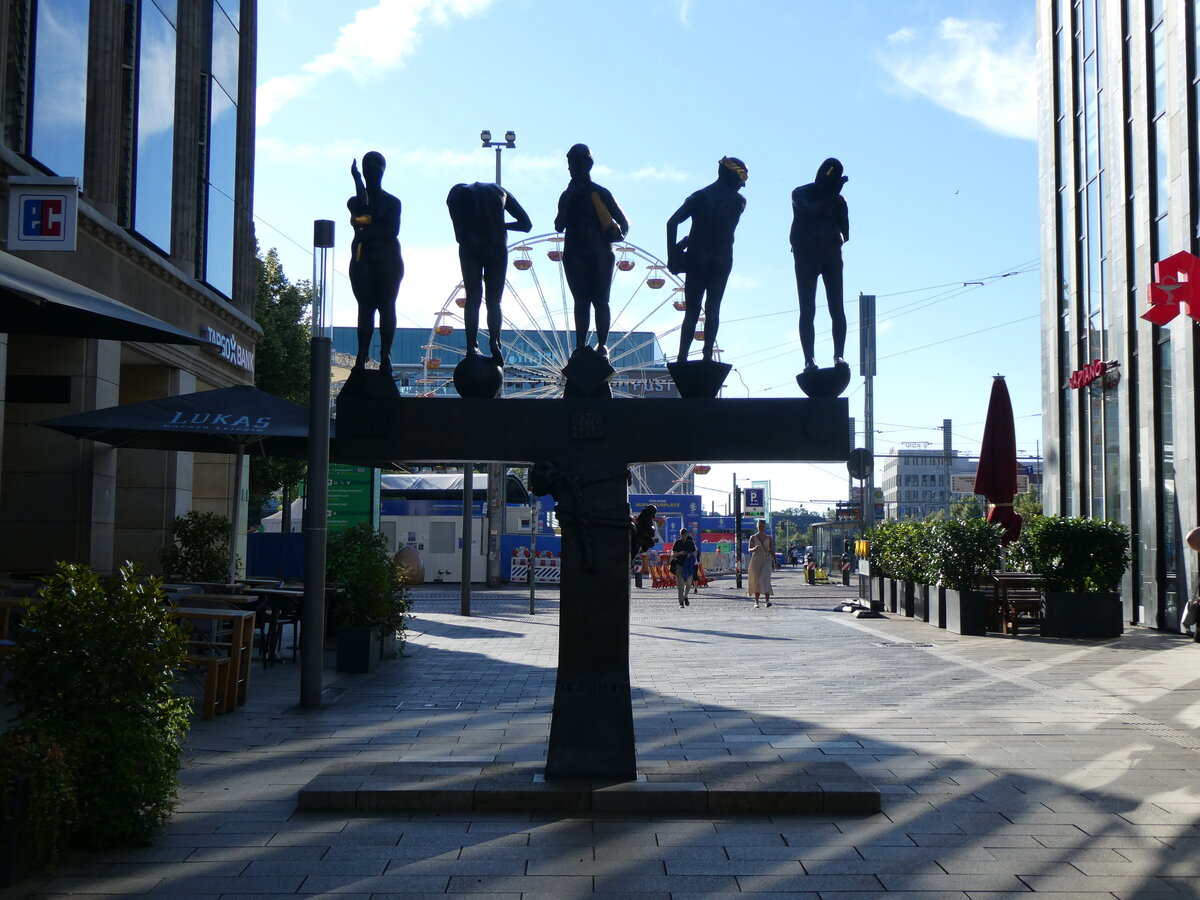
[480,129,516,185]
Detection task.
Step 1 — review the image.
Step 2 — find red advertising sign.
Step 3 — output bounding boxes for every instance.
[1143,251,1200,325]
[1069,358,1119,390]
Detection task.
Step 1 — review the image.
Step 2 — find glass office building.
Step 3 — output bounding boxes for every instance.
[1039,0,1200,629]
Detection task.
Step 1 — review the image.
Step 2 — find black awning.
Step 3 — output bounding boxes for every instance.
[0,250,204,345]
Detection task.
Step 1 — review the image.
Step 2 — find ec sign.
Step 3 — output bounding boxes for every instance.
[7,176,78,251]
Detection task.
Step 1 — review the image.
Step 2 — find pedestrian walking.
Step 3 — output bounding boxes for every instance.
[672,528,698,608]
[748,519,774,608]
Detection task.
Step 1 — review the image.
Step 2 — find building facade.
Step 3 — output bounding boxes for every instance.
[0,0,259,574]
[880,446,979,521]
[1038,0,1200,629]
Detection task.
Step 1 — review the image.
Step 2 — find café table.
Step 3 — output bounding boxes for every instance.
[986,572,1043,636]
[247,587,304,666]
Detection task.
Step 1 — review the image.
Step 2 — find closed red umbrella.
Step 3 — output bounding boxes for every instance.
[974,375,1022,545]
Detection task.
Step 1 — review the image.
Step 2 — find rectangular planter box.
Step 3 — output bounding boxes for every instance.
[1041,591,1124,639]
[931,585,947,629]
[887,579,898,614]
[900,581,915,618]
[913,583,930,622]
[945,589,989,636]
[337,626,381,673]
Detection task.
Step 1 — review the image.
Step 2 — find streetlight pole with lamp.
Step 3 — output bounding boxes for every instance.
[474,130,517,590]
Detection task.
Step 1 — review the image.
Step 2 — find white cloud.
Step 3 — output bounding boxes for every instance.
[674,0,692,26]
[878,16,1036,141]
[257,0,496,126]
[629,166,690,182]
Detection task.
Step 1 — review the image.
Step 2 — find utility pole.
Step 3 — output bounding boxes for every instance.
[733,472,743,590]
[860,293,876,530]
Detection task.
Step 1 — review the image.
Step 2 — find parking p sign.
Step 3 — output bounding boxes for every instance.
[8,176,78,251]
[743,487,765,517]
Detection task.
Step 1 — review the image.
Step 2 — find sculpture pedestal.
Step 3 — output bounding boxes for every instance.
[563,347,614,398]
[453,355,503,398]
[796,362,851,398]
[335,395,851,780]
[668,360,732,398]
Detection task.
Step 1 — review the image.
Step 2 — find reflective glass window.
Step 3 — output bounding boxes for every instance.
[203,0,238,296]
[29,0,89,181]
[133,0,177,249]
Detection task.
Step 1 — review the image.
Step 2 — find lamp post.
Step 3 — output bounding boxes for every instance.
[480,129,516,185]
[478,129,516,589]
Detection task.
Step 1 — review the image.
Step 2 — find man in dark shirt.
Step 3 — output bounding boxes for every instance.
[667,156,748,363]
[791,157,849,372]
[554,144,629,359]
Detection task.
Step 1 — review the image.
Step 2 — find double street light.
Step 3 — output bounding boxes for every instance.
[480,129,516,185]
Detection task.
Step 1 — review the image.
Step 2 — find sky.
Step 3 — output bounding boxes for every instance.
[253,0,1041,516]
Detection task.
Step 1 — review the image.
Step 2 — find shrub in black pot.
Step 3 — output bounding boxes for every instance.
[931,518,1003,635]
[160,510,232,581]
[1011,515,1131,639]
[327,524,410,673]
[0,729,75,886]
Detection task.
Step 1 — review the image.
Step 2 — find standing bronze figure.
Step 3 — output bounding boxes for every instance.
[554,144,629,360]
[667,156,748,363]
[791,157,848,372]
[446,182,532,364]
[348,152,402,372]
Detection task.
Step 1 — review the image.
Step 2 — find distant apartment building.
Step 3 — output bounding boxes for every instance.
[879,445,978,521]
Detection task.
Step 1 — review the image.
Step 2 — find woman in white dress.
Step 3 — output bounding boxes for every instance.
[747,519,774,608]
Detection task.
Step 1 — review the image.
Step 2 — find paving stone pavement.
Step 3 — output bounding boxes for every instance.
[6,566,1200,898]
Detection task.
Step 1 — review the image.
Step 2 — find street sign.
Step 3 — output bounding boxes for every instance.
[743,487,765,517]
[847,447,873,480]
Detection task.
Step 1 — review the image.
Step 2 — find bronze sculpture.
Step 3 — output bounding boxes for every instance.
[554,144,629,360]
[348,152,402,372]
[667,157,747,363]
[791,157,848,372]
[446,182,532,364]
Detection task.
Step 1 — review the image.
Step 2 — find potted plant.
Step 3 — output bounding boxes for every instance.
[883,521,928,617]
[160,510,232,581]
[7,563,192,852]
[861,525,891,610]
[1011,515,1130,638]
[327,524,410,673]
[931,518,1004,635]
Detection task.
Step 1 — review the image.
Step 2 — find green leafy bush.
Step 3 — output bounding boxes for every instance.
[930,517,1004,591]
[327,524,410,641]
[0,729,76,877]
[160,511,231,581]
[1010,515,1131,592]
[9,563,192,848]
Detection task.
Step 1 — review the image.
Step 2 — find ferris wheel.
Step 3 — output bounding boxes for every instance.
[418,233,716,492]
[418,233,729,398]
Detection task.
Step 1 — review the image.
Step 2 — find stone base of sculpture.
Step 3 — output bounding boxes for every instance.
[668,360,732,399]
[796,361,851,398]
[562,347,614,399]
[343,367,400,400]
[454,355,504,399]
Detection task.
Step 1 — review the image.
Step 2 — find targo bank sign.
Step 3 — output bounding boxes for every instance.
[205,327,254,372]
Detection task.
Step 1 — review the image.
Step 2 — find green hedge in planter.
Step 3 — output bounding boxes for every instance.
[0,729,76,885]
[160,510,232,581]
[8,563,192,849]
[1010,515,1131,592]
[930,518,1004,591]
[327,523,410,643]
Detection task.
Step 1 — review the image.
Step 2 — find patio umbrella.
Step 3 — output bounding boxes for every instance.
[36,385,322,582]
[973,375,1022,546]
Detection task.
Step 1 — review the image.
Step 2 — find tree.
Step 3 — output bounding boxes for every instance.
[949,494,985,521]
[1014,490,1042,520]
[249,245,311,526]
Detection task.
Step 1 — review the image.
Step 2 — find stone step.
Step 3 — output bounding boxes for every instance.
[297,759,880,815]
